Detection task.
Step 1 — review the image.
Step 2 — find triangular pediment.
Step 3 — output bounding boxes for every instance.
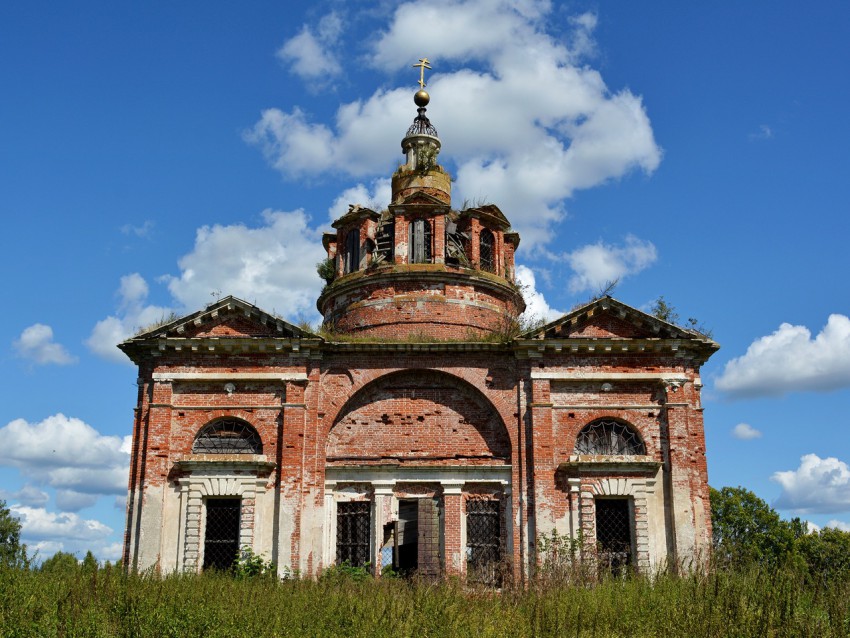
[460,204,511,230]
[524,297,715,342]
[123,296,316,341]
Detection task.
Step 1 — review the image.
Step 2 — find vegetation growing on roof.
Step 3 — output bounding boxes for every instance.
[132,312,180,336]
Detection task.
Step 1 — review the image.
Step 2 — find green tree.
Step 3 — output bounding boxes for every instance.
[0,500,27,567]
[40,551,79,575]
[795,526,850,585]
[710,486,798,566]
[81,550,98,574]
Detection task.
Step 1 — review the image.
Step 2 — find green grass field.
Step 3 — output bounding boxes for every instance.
[1,563,848,638]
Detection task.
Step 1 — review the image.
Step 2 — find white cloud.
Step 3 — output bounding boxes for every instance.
[716,314,850,398]
[0,484,49,508]
[749,124,773,141]
[0,414,130,511]
[13,323,77,366]
[327,179,391,223]
[731,423,762,440]
[516,264,563,324]
[826,520,850,532]
[86,273,174,364]
[277,12,343,84]
[772,454,850,514]
[120,220,154,238]
[248,1,661,249]
[11,505,116,560]
[164,209,325,320]
[564,235,657,293]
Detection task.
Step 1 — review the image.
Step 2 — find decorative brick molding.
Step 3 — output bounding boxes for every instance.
[175,459,274,571]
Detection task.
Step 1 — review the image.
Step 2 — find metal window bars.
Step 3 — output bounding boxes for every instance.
[203,498,241,571]
[595,498,632,575]
[575,420,646,456]
[336,501,370,567]
[192,419,263,455]
[466,499,501,586]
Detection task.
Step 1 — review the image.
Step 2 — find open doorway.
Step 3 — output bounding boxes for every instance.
[203,498,241,571]
[390,498,442,578]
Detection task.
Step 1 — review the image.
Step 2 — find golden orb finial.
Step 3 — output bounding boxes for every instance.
[414,89,430,107]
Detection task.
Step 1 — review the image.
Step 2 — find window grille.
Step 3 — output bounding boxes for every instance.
[192,419,262,455]
[203,498,241,571]
[337,501,370,567]
[408,218,432,263]
[595,498,632,574]
[344,230,360,274]
[479,229,495,273]
[575,420,645,456]
[466,499,501,585]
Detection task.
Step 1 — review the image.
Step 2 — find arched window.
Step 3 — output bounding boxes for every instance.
[344,229,360,274]
[479,228,495,272]
[193,419,263,454]
[408,218,432,263]
[575,420,645,456]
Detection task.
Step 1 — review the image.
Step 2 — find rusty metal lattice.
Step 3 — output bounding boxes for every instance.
[467,499,501,585]
[203,498,241,571]
[406,109,439,137]
[193,419,262,454]
[479,229,495,273]
[337,501,370,567]
[595,498,632,574]
[575,420,645,456]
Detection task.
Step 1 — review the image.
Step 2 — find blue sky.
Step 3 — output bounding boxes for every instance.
[2,0,849,560]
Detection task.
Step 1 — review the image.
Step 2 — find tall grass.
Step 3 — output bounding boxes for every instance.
[1,563,848,637]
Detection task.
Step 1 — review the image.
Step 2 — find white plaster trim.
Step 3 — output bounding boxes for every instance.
[325,465,512,486]
[154,372,308,382]
[532,372,688,382]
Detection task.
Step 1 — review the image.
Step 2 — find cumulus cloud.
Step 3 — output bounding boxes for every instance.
[13,324,76,366]
[516,264,563,324]
[86,273,174,364]
[0,414,131,512]
[826,520,850,532]
[0,484,49,508]
[716,314,850,398]
[772,454,850,514]
[89,210,326,363]
[327,179,391,223]
[11,505,116,559]
[247,1,661,249]
[277,12,343,85]
[164,209,325,319]
[564,235,657,294]
[731,423,762,440]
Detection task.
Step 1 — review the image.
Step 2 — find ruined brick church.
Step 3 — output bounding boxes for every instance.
[120,78,718,581]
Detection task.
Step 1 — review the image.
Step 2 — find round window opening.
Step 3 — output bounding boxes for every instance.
[574,420,645,456]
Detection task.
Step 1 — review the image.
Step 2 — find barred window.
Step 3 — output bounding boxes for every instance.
[575,420,645,456]
[466,499,501,585]
[193,419,262,455]
[337,501,370,567]
[479,228,495,272]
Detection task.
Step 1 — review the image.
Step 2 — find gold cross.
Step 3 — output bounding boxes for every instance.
[412,57,431,88]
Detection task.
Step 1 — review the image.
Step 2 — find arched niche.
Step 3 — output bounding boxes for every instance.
[327,370,510,465]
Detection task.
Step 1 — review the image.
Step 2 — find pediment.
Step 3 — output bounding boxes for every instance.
[125,296,315,341]
[525,297,713,342]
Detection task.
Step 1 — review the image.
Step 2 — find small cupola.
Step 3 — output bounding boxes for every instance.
[391,59,451,205]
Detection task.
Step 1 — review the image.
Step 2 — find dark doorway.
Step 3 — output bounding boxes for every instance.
[467,499,501,585]
[203,498,241,571]
[595,498,632,574]
[395,500,419,573]
[336,501,371,567]
[393,498,441,578]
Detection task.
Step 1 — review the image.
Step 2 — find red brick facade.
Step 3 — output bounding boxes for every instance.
[120,100,718,579]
